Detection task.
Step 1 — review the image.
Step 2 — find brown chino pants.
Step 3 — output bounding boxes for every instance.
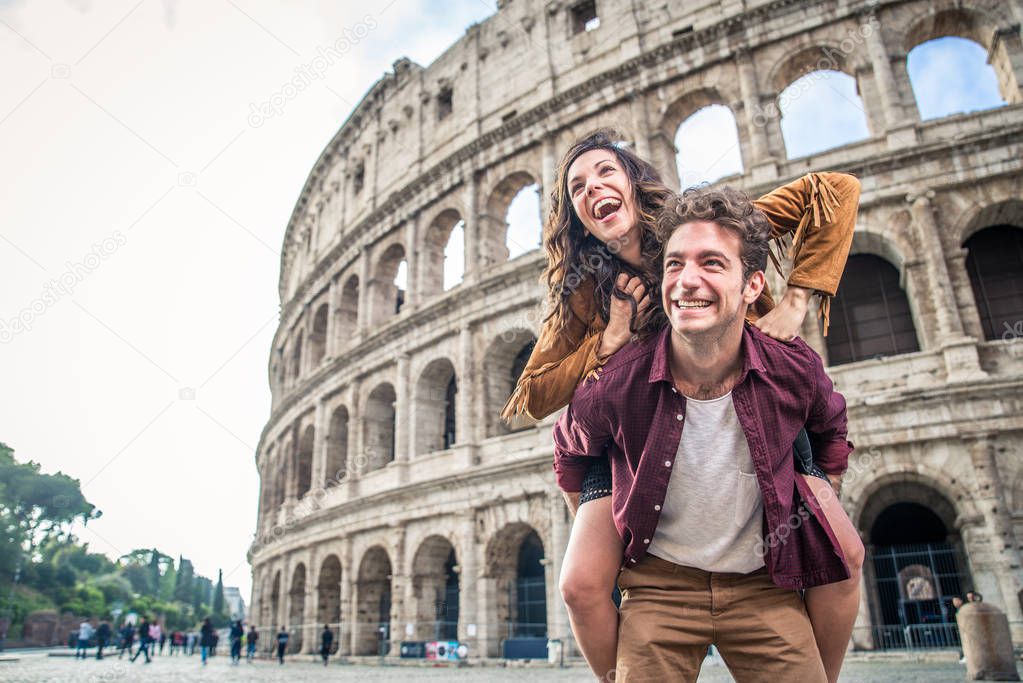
[615,555,826,683]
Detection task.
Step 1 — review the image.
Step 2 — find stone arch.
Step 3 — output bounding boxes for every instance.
[958,199,1023,246]
[907,36,1008,120]
[414,357,457,455]
[355,546,393,655]
[294,424,314,499]
[370,242,407,326]
[364,382,396,471]
[769,45,872,157]
[827,253,921,365]
[483,172,542,265]
[963,224,1023,341]
[287,563,306,652]
[421,209,465,296]
[483,328,537,437]
[339,274,359,337]
[316,554,342,646]
[674,104,745,189]
[325,404,349,487]
[485,522,548,644]
[309,303,328,368]
[411,535,459,640]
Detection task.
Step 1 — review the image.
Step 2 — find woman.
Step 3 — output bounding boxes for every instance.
[503,129,864,683]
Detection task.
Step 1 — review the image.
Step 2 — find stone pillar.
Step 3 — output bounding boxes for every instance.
[340,539,354,656]
[458,512,480,656]
[464,176,481,286]
[628,90,652,160]
[736,48,775,182]
[303,548,318,654]
[965,433,1023,642]
[548,492,573,650]
[312,400,328,491]
[909,193,987,381]
[863,12,902,129]
[394,352,411,484]
[991,24,1023,105]
[345,381,362,500]
[357,247,372,335]
[957,602,1021,680]
[325,276,339,360]
[541,133,557,217]
[456,326,475,445]
[390,526,408,657]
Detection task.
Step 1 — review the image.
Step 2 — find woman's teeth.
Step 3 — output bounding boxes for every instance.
[593,198,622,219]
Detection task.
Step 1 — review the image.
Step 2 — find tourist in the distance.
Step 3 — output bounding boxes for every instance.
[148,621,161,657]
[95,620,111,660]
[117,621,135,658]
[320,624,334,666]
[199,617,216,665]
[75,619,93,659]
[276,626,289,665]
[503,129,864,683]
[246,624,259,662]
[130,617,151,663]
[229,619,244,664]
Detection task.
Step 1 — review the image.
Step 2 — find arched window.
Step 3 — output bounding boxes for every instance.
[394,258,408,313]
[779,70,870,158]
[290,330,303,386]
[295,425,314,499]
[674,105,743,189]
[505,184,542,259]
[826,255,920,365]
[964,226,1023,340]
[514,531,547,638]
[339,275,359,335]
[364,383,396,470]
[326,406,349,486]
[415,359,457,454]
[444,220,465,290]
[371,244,406,324]
[908,37,1006,120]
[309,304,328,367]
[444,376,457,449]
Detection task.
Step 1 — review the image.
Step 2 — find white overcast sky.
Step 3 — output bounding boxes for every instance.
[0,0,1001,603]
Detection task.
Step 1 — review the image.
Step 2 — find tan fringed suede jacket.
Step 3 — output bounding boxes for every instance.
[502,171,861,422]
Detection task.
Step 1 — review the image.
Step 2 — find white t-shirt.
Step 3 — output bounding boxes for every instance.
[647,391,766,573]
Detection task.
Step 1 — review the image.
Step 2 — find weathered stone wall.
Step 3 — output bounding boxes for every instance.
[251,0,1023,657]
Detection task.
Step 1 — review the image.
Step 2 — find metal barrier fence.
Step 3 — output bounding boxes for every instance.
[870,623,961,651]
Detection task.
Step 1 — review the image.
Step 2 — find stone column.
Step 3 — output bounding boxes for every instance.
[991,24,1023,105]
[303,548,318,654]
[345,381,362,500]
[455,325,479,468]
[548,492,573,650]
[627,90,652,160]
[325,276,339,360]
[394,352,411,484]
[463,176,481,286]
[541,133,557,217]
[357,247,372,335]
[403,215,419,309]
[909,193,987,380]
[965,433,1023,642]
[736,48,774,181]
[390,526,408,657]
[340,539,354,656]
[864,12,902,129]
[312,400,328,491]
[458,512,480,656]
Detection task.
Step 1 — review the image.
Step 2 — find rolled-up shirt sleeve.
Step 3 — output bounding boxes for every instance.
[805,350,853,475]
[552,381,611,493]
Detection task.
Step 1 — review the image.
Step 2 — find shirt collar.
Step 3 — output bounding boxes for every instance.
[648,321,767,386]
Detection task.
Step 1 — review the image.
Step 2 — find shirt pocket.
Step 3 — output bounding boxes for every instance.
[735,470,760,527]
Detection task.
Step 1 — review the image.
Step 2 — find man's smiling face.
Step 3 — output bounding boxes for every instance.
[661,220,762,338]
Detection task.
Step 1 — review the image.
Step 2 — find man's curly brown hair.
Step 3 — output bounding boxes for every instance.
[655,186,772,281]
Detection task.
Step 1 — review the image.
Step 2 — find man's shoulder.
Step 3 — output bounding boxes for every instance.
[586,332,661,384]
[746,323,822,370]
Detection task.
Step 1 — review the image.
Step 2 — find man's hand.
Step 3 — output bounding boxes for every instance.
[753,285,812,341]
[562,491,581,518]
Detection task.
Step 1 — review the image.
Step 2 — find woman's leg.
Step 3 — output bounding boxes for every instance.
[801,474,865,683]
[559,495,624,681]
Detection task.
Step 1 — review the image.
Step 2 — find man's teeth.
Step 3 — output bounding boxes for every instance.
[675,299,711,308]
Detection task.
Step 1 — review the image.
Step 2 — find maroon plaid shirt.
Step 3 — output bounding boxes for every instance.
[553,323,853,590]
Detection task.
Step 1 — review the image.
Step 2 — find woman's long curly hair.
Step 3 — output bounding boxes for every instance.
[542,128,673,339]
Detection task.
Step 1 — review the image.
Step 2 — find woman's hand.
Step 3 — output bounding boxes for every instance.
[753,285,812,341]
[598,273,649,358]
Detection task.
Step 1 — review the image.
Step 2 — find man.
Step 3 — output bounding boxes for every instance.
[75,620,94,659]
[95,621,111,660]
[320,624,334,666]
[246,624,259,662]
[130,617,151,663]
[230,620,244,664]
[117,622,135,659]
[276,626,289,665]
[553,187,853,682]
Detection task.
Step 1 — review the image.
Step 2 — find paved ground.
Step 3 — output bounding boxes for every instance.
[0,649,1015,682]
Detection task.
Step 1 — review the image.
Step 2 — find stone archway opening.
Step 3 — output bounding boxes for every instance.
[486,522,548,655]
[859,480,970,650]
[412,536,460,640]
[483,330,537,437]
[414,358,457,455]
[288,564,306,653]
[355,546,392,655]
[317,555,342,653]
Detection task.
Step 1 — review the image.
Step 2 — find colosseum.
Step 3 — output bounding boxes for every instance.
[248,0,1023,659]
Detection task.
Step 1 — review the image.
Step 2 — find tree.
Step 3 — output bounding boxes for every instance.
[173,557,194,604]
[212,569,225,616]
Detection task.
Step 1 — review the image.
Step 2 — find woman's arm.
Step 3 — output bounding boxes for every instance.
[753,172,861,337]
[501,279,608,422]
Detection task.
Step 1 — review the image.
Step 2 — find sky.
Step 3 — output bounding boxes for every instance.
[0,0,1003,605]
